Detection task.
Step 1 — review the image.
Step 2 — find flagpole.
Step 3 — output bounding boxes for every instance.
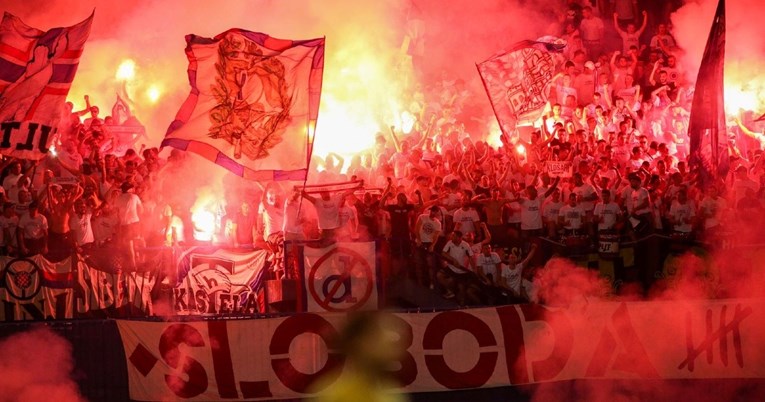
[475,61,513,144]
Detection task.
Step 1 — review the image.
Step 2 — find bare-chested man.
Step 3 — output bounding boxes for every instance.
[47,182,83,259]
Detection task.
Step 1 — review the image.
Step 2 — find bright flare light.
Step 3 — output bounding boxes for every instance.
[725,86,758,114]
[191,209,215,242]
[146,84,162,103]
[311,39,413,169]
[400,110,416,134]
[312,95,379,162]
[486,120,503,148]
[723,61,765,115]
[116,59,136,81]
[516,144,526,155]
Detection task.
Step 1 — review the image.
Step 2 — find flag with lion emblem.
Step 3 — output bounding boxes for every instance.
[162,30,325,181]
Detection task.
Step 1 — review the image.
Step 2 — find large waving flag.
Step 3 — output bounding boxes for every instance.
[688,0,728,189]
[477,37,565,139]
[162,30,325,181]
[0,12,93,160]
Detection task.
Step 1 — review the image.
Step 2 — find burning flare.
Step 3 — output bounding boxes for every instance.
[116,59,136,81]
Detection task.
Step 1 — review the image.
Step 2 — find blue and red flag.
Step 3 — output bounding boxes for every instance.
[0,12,93,160]
[162,30,325,181]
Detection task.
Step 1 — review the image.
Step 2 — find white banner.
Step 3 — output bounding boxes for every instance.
[171,247,271,315]
[301,241,379,312]
[545,160,573,178]
[118,299,765,401]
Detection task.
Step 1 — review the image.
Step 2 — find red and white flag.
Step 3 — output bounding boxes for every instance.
[0,12,93,159]
[477,38,565,138]
[162,30,325,181]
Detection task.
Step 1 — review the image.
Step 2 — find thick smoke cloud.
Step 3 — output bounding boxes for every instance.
[0,327,84,402]
[672,0,765,113]
[672,0,765,75]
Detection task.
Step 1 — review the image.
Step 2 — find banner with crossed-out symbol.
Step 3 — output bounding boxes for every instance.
[300,242,379,312]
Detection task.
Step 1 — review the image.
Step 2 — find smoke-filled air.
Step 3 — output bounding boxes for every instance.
[1,0,765,401]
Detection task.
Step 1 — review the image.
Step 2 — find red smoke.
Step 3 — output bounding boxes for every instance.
[0,327,84,402]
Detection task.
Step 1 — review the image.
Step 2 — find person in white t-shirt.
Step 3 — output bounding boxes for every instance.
[613,11,647,53]
[3,161,24,194]
[115,182,143,242]
[337,195,359,241]
[517,186,544,236]
[438,231,480,305]
[18,201,47,256]
[698,186,726,239]
[69,199,95,248]
[2,161,22,193]
[283,190,305,241]
[452,200,480,236]
[668,187,696,235]
[499,243,538,301]
[731,165,758,207]
[593,189,622,233]
[572,172,598,234]
[415,206,443,252]
[258,184,285,241]
[302,185,359,241]
[622,173,653,236]
[415,206,443,288]
[93,201,119,246]
[0,203,18,254]
[579,7,604,58]
[572,173,598,212]
[558,193,586,235]
[475,243,501,286]
[543,188,565,238]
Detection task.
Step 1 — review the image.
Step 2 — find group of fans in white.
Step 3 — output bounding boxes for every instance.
[1,1,764,307]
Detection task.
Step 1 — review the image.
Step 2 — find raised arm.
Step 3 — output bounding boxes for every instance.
[388,125,402,153]
[735,118,762,141]
[610,167,623,190]
[628,50,638,71]
[328,152,345,172]
[343,180,362,199]
[478,222,492,246]
[588,168,600,189]
[415,115,437,150]
[602,85,613,109]
[610,51,620,71]
[66,184,85,208]
[70,95,91,117]
[649,60,662,86]
[543,177,561,199]
[378,177,393,208]
[540,115,552,140]
[299,189,317,204]
[637,11,648,35]
[651,85,668,100]
[519,243,538,268]
[613,13,626,35]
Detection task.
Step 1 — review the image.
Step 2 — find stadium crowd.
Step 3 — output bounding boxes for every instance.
[1,1,763,307]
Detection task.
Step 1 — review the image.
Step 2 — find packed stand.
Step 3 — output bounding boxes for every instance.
[0,1,763,308]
